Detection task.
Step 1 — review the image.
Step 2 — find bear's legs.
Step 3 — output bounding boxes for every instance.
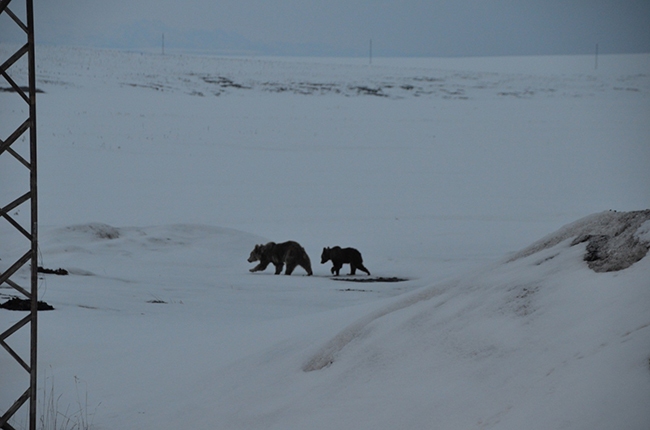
[250,261,270,272]
[300,261,313,276]
[274,263,284,275]
[331,264,342,276]
[353,263,371,276]
[285,261,296,275]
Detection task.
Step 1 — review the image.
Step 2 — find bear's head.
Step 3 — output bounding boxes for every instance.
[248,244,263,262]
[320,247,331,264]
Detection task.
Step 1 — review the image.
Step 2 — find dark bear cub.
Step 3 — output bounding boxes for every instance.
[248,241,313,276]
[321,246,371,276]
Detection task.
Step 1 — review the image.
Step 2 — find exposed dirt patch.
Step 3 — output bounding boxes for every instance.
[331,277,409,283]
[337,288,373,293]
[0,86,44,93]
[570,210,650,272]
[66,223,120,239]
[510,210,650,272]
[38,266,69,275]
[1,298,54,311]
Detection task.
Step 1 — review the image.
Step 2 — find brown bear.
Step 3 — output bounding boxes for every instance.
[248,241,313,275]
[321,246,371,276]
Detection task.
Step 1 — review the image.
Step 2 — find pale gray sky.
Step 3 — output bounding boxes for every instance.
[2,0,649,57]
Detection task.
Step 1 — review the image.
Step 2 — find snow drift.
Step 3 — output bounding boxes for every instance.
[230,210,650,430]
[305,210,650,370]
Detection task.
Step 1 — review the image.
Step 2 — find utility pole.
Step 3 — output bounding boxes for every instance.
[0,1,39,429]
[369,39,372,65]
[162,33,165,56]
[594,43,598,70]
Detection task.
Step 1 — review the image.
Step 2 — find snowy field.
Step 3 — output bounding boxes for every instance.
[1,45,650,429]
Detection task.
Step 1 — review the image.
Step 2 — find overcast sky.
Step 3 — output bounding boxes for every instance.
[2,0,649,57]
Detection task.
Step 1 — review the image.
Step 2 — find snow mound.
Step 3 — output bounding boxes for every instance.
[305,210,650,372]
[302,285,445,372]
[509,209,650,272]
[288,212,650,429]
[37,223,267,280]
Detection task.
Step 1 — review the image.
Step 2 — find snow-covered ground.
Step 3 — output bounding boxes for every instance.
[1,45,649,429]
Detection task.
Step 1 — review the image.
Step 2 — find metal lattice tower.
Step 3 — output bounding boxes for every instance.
[0,0,39,429]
